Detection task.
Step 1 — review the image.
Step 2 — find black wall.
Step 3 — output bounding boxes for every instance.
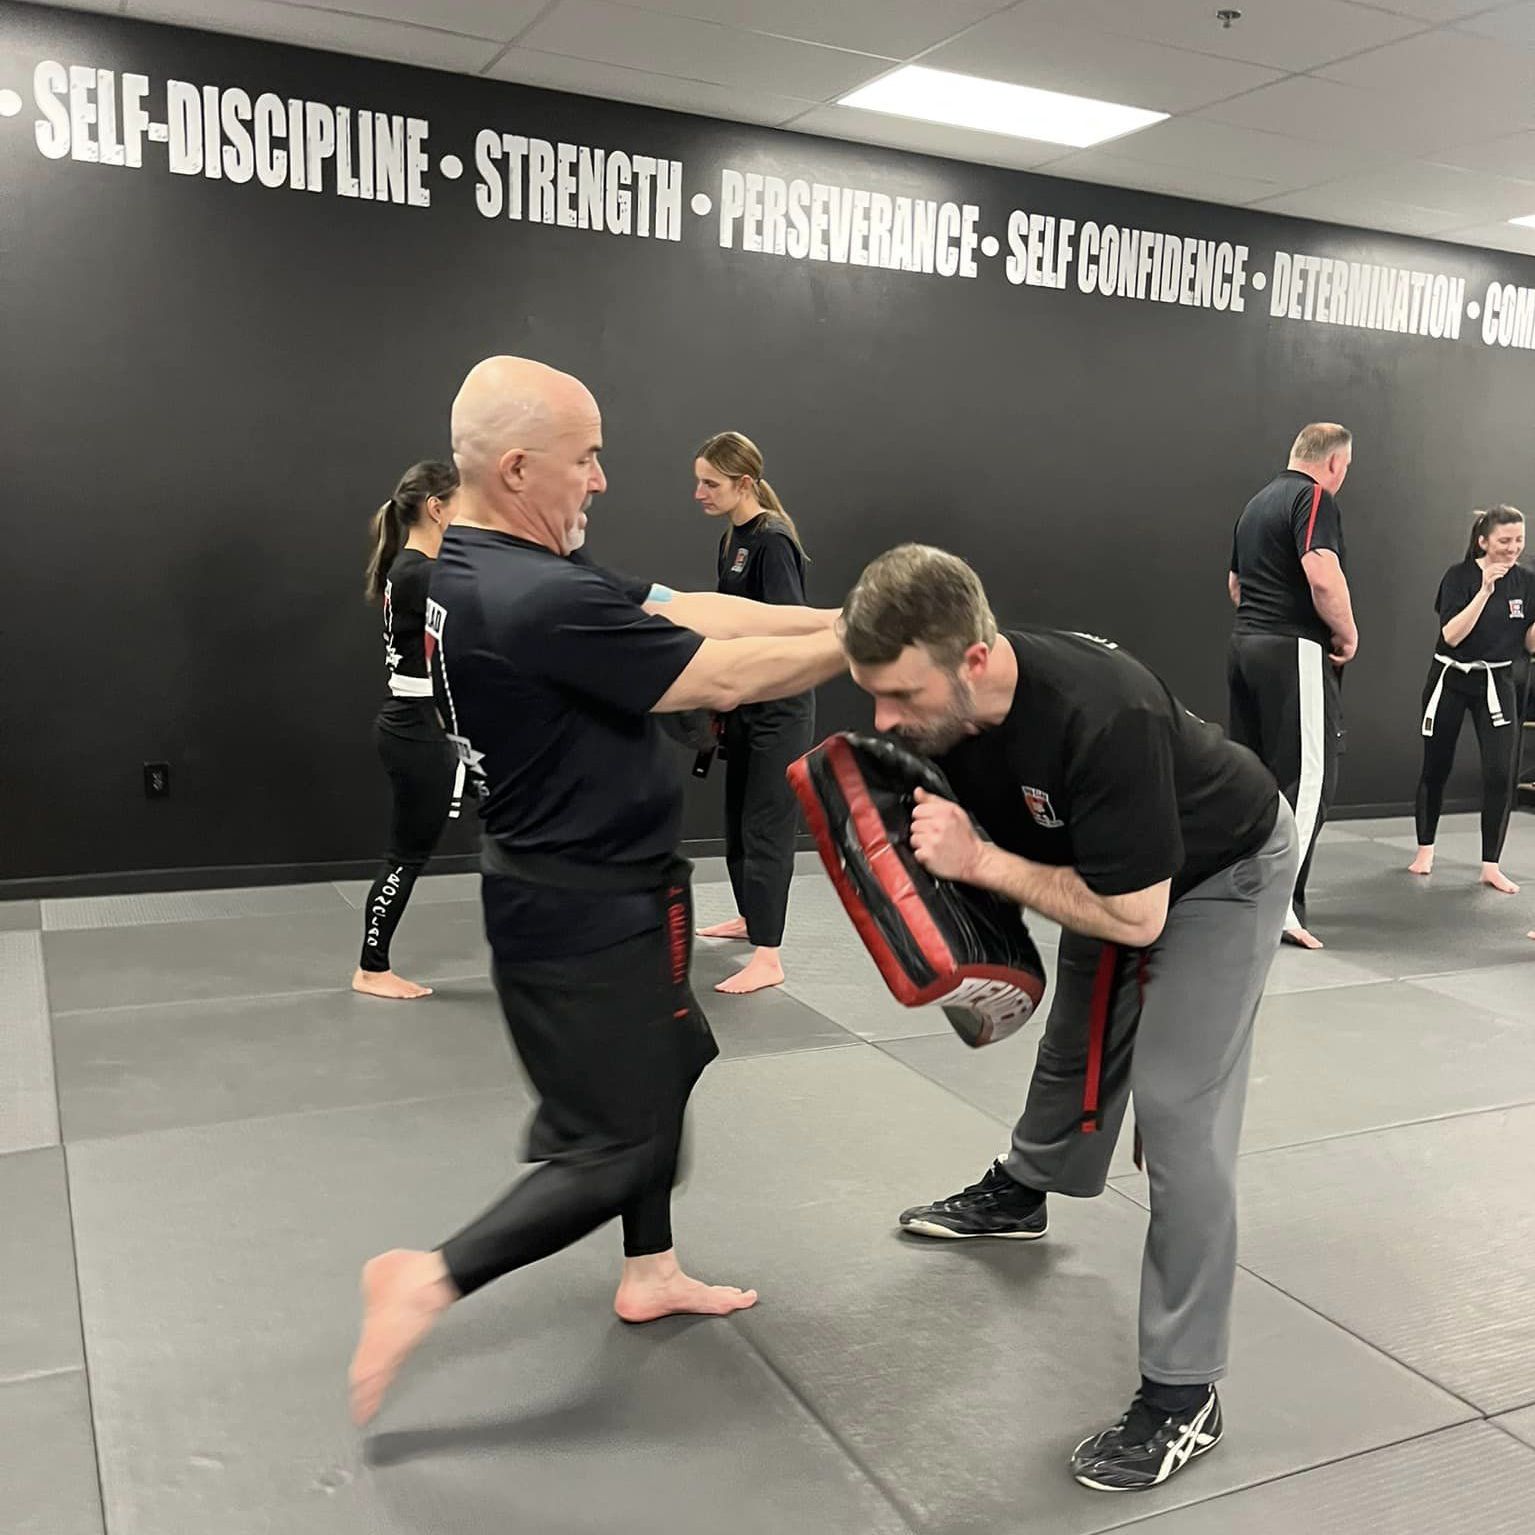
[3,1,1533,892]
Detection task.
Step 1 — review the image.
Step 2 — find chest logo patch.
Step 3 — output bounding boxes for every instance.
[1511,598,1525,620]
[1021,786,1064,829]
[731,547,749,575]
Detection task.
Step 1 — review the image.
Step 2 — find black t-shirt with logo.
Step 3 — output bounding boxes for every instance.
[1231,469,1347,645]
[427,526,702,960]
[717,515,806,604]
[1433,560,1535,663]
[935,628,1279,907]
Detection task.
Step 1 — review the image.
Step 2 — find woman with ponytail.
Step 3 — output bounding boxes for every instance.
[353,460,461,999]
[692,432,815,993]
[1408,505,1535,893]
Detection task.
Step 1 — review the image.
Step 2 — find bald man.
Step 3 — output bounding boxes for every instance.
[348,358,847,1425]
[1228,424,1357,950]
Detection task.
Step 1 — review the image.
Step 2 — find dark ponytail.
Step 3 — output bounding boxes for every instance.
[1464,504,1524,563]
[364,459,458,602]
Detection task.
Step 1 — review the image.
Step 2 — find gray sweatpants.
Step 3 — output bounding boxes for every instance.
[1004,799,1298,1385]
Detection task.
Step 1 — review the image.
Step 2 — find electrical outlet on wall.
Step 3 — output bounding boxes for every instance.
[143,762,170,799]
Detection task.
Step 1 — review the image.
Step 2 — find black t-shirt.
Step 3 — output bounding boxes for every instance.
[427,526,702,959]
[1231,470,1347,645]
[717,516,806,605]
[1433,560,1535,663]
[935,628,1279,908]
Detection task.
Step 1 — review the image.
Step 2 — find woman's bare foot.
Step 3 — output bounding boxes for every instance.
[1282,926,1325,950]
[1407,848,1435,876]
[348,1250,458,1426]
[696,916,749,941]
[613,1250,757,1324]
[351,968,433,1000]
[1481,863,1520,894]
[715,947,785,995]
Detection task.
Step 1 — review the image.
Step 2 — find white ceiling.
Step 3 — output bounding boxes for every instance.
[43,0,1535,254]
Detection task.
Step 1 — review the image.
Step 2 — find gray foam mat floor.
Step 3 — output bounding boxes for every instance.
[0,932,58,1153]
[7,812,1535,1533]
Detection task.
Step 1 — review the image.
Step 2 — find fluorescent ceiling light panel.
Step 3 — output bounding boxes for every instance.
[1510,214,1535,228]
[838,65,1167,149]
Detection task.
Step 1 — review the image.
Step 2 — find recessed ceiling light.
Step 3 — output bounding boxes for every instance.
[838,65,1167,150]
[1510,214,1535,228]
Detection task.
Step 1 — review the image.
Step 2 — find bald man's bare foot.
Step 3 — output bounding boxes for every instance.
[613,1251,757,1324]
[1282,926,1325,950]
[348,1250,458,1426]
[715,949,784,994]
[697,916,749,941]
[1407,848,1434,876]
[1481,864,1520,894]
[352,968,433,1000]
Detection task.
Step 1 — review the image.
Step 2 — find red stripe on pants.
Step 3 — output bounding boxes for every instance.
[1082,943,1120,1133]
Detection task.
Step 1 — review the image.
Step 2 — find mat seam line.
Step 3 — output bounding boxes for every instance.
[43,954,111,1533]
[728,1326,924,1535]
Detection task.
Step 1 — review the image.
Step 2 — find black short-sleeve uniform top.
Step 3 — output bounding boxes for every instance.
[427,526,702,960]
[716,515,806,605]
[935,629,1279,907]
[716,515,811,716]
[1231,470,1347,646]
[1432,560,1535,663]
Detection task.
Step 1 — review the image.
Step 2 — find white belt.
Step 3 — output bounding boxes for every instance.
[388,674,433,698]
[1421,654,1512,736]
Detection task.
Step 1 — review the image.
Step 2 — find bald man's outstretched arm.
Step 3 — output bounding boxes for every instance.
[643,587,838,639]
[653,630,846,714]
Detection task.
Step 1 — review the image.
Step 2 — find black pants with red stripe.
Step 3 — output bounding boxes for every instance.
[1002,803,1297,1386]
[438,870,718,1296]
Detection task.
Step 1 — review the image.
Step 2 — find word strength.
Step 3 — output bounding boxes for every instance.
[32,63,432,203]
[474,132,683,240]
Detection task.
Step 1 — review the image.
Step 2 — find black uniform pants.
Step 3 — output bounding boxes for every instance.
[359,709,459,972]
[722,699,815,947]
[439,866,718,1294]
[1414,664,1520,862]
[1227,633,1342,931]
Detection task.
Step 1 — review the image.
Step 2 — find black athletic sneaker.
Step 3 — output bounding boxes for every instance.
[897,1160,1047,1240]
[1070,1387,1223,1492]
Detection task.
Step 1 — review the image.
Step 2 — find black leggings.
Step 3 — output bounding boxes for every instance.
[722,700,815,947]
[1413,665,1519,862]
[358,709,458,973]
[439,872,717,1293]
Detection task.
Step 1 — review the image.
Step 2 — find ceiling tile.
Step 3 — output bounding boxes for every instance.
[1456,1,1535,46]
[1016,0,1426,74]
[924,10,1284,113]
[610,0,1013,60]
[1195,74,1528,156]
[1085,116,1393,190]
[123,0,506,70]
[1318,27,1535,97]
[1338,0,1511,19]
[1311,161,1535,221]
[518,0,894,99]
[784,104,1071,172]
[295,1,550,44]
[1436,219,1535,255]
[1041,149,1282,206]
[1434,131,1535,180]
[1248,185,1469,235]
[487,46,817,125]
